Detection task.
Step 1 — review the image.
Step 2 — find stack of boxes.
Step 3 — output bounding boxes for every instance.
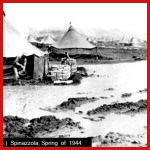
[48,59,77,81]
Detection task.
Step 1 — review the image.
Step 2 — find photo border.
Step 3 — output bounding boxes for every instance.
[1,0,149,150]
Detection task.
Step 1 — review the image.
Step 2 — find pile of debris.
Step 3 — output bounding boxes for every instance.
[87,99,147,115]
[4,115,83,138]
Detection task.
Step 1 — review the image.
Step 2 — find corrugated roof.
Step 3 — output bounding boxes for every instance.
[54,24,96,49]
[3,16,45,57]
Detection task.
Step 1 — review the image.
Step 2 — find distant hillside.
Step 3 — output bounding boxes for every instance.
[78,28,147,41]
[25,27,147,42]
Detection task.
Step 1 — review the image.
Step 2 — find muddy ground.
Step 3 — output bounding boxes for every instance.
[40,97,98,112]
[4,96,147,146]
[4,114,147,146]
[4,61,147,147]
[91,132,147,147]
[4,115,83,138]
[48,47,147,65]
[87,99,147,115]
[4,67,87,86]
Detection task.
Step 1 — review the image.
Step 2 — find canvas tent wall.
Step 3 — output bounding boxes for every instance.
[4,55,49,80]
[52,24,97,57]
[3,15,48,80]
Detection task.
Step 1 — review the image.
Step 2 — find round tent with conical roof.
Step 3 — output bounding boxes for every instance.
[52,24,97,56]
[27,34,39,44]
[41,34,55,46]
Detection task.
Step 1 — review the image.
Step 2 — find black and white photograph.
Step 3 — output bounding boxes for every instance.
[3,3,147,147]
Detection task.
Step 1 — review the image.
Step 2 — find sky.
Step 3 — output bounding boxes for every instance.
[4,3,147,37]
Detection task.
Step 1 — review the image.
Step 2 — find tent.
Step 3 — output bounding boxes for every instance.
[119,37,132,47]
[4,17,44,57]
[3,15,49,80]
[130,37,143,48]
[27,34,39,44]
[52,23,97,57]
[41,34,55,46]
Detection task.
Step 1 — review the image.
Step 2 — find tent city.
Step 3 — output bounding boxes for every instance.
[3,3,147,147]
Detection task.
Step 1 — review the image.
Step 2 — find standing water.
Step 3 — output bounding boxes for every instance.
[4,61,147,137]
